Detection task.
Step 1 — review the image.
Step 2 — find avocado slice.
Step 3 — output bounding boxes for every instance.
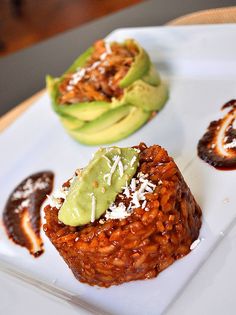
[119,39,150,88]
[142,64,161,86]
[72,105,131,135]
[46,75,61,114]
[112,80,168,112]
[68,105,151,145]
[124,80,169,112]
[60,115,85,130]
[56,101,111,121]
[58,147,139,226]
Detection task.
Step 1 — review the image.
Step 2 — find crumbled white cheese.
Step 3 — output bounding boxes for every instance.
[130,156,137,167]
[12,178,49,200]
[46,184,70,209]
[130,178,136,192]
[104,173,110,182]
[46,195,62,209]
[139,180,148,194]
[132,191,141,208]
[224,138,236,149]
[91,193,96,223]
[105,42,112,54]
[100,52,108,61]
[142,200,147,209]
[137,172,148,178]
[140,177,155,188]
[66,85,73,91]
[69,68,86,87]
[122,181,130,198]
[21,199,30,208]
[14,198,30,214]
[105,202,130,220]
[190,238,201,250]
[12,191,24,200]
[106,155,120,185]
[145,185,154,193]
[53,188,68,200]
[90,61,100,70]
[118,160,124,178]
[102,155,112,168]
[104,172,156,221]
[99,67,105,74]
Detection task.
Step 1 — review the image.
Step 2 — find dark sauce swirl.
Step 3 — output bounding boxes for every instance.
[3,171,54,257]
[197,100,236,170]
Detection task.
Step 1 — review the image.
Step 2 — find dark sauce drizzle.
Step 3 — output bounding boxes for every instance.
[197,100,236,170]
[3,171,54,257]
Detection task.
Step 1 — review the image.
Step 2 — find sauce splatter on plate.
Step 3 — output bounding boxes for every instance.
[198,100,236,170]
[3,171,54,257]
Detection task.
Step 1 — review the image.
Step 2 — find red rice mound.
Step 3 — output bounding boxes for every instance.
[44,143,202,287]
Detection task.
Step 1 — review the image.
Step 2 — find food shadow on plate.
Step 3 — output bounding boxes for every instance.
[182,156,207,211]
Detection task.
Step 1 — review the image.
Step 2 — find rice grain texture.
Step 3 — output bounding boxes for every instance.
[44,144,202,287]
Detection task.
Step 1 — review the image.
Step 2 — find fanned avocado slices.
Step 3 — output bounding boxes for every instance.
[60,116,85,131]
[68,106,151,145]
[46,39,168,145]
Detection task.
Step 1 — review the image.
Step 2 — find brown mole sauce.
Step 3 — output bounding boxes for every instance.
[197,100,236,170]
[3,171,54,257]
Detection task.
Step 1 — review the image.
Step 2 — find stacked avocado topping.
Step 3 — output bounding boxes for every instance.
[58,147,139,226]
[47,39,168,145]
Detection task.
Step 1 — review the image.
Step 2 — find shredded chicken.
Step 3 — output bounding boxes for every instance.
[58,40,138,104]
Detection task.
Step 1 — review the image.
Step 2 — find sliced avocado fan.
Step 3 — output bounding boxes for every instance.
[46,39,169,145]
[68,106,151,145]
[60,115,85,131]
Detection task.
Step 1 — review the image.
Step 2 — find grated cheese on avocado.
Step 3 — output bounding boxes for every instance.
[130,155,137,167]
[118,160,124,178]
[91,193,96,223]
[106,155,121,186]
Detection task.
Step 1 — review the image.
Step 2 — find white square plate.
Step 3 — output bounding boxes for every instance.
[0,25,236,315]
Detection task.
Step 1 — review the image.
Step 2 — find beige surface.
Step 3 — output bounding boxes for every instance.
[167,6,236,25]
[0,6,235,132]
